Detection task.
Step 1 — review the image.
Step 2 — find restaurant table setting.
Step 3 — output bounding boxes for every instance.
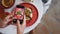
[0,0,52,34]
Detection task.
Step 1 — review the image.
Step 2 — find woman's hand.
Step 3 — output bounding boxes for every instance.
[0,15,13,28]
[17,16,26,34]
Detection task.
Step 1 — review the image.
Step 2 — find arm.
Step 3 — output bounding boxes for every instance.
[17,21,23,34]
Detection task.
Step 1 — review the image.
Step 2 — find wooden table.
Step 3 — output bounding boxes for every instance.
[29,23,50,34]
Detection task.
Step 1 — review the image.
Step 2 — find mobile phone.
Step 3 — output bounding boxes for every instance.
[13,5,25,24]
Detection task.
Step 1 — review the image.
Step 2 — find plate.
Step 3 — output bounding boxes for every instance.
[1,0,15,9]
[20,3,38,27]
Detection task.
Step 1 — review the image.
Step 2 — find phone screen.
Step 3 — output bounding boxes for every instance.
[14,5,25,20]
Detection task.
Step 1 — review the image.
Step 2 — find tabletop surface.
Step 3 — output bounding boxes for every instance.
[0,0,52,34]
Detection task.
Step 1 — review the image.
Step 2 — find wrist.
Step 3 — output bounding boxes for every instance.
[19,31,23,34]
[0,21,7,28]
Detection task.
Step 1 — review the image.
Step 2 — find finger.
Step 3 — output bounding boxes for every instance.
[13,17,17,19]
[5,15,13,22]
[5,15,13,20]
[10,13,14,16]
[6,18,13,23]
[17,20,20,26]
[23,15,26,26]
[4,19,12,25]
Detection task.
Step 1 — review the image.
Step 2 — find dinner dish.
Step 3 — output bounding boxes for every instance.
[1,0,15,9]
[20,3,38,27]
[11,3,38,27]
[25,8,32,20]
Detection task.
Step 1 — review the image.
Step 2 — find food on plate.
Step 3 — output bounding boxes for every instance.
[25,8,32,20]
[16,10,22,16]
[2,0,15,8]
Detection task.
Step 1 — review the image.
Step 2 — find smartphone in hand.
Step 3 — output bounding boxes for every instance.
[13,5,25,24]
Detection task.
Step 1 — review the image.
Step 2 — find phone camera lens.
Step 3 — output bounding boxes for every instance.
[13,19,17,23]
[19,20,23,24]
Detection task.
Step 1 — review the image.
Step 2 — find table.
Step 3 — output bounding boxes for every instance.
[0,0,52,34]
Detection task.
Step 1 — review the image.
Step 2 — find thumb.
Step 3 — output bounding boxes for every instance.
[17,20,20,26]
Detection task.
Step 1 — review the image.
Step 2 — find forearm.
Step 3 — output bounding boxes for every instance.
[17,26,23,34]
[17,29,23,34]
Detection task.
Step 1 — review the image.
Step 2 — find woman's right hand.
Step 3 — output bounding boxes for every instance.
[0,15,13,28]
